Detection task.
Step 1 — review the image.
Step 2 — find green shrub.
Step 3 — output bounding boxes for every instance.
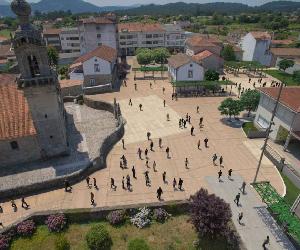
[55,236,70,250]
[127,238,150,250]
[86,224,112,250]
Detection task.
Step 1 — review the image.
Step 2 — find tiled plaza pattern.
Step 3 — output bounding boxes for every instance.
[0,63,288,249]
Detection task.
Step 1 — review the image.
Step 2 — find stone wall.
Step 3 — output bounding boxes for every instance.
[61,85,83,98]
[0,98,124,201]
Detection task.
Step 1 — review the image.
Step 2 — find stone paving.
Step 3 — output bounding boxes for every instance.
[0,60,289,249]
[0,103,116,192]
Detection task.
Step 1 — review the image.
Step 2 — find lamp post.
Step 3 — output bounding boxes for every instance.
[253,82,284,183]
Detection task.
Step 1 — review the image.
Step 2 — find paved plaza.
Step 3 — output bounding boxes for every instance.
[0,64,290,249]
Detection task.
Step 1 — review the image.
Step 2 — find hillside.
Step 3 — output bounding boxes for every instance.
[0,0,299,17]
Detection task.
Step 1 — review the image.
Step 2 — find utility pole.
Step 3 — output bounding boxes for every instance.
[253,82,284,183]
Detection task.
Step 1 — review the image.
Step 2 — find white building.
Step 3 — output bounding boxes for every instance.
[69,45,118,94]
[254,87,300,148]
[168,53,204,82]
[59,27,81,63]
[78,15,118,55]
[240,32,272,66]
[118,23,186,56]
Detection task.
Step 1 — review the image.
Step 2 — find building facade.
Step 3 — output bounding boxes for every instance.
[168,53,204,82]
[240,32,272,66]
[0,0,69,167]
[192,50,224,73]
[78,15,118,55]
[59,27,81,63]
[254,87,300,147]
[43,28,61,51]
[70,45,118,94]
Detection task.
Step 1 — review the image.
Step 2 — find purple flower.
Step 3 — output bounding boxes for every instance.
[16,220,36,237]
[45,214,67,232]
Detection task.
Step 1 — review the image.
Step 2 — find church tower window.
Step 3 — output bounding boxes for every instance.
[27,55,40,77]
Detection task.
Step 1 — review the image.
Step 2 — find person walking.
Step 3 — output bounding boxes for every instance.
[178,178,183,190]
[163,99,166,107]
[132,166,136,179]
[219,156,223,166]
[162,171,166,183]
[145,160,149,168]
[166,113,170,121]
[228,169,233,179]
[128,99,132,106]
[144,171,150,186]
[137,148,142,159]
[90,192,95,205]
[173,178,177,190]
[204,138,209,148]
[159,138,162,148]
[212,153,218,165]
[150,82,152,89]
[134,83,137,91]
[153,161,157,172]
[122,139,125,149]
[126,175,131,190]
[218,170,222,181]
[240,181,246,194]
[191,126,194,136]
[11,200,17,211]
[93,178,97,189]
[199,117,203,127]
[122,176,125,189]
[21,197,29,209]
[150,141,154,151]
[197,106,199,113]
[166,147,170,158]
[64,179,71,192]
[139,103,143,111]
[262,236,270,249]
[197,139,201,149]
[120,160,124,169]
[147,132,151,140]
[185,158,189,169]
[234,193,241,206]
[157,187,163,200]
[238,212,243,225]
[111,178,115,190]
[145,148,148,159]
[162,87,165,94]
[86,176,90,188]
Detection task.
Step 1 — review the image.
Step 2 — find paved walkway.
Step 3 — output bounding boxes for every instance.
[0,58,286,246]
[206,175,295,250]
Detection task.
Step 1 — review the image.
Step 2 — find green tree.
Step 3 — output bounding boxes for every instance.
[47,46,59,67]
[240,89,260,117]
[218,98,243,120]
[86,224,112,250]
[278,59,295,72]
[136,51,153,66]
[152,48,170,65]
[293,70,300,84]
[221,45,236,61]
[205,69,219,81]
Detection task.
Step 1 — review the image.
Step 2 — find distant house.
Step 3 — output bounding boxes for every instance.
[270,48,300,71]
[232,44,243,61]
[69,45,118,94]
[59,79,83,97]
[43,28,62,52]
[168,53,204,82]
[192,50,224,73]
[185,35,223,56]
[240,32,272,66]
[254,87,300,146]
[271,39,293,48]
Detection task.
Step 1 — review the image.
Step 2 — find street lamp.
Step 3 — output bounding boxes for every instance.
[253,82,284,183]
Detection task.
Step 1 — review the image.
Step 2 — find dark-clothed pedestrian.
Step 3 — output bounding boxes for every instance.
[178,178,183,190]
[134,83,137,90]
[122,139,125,149]
[219,156,223,166]
[197,106,199,113]
[166,147,170,158]
[162,171,166,183]
[111,178,115,189]
[185,158,189,168]
[157,187,163,200]
[199,117,203,127]
[212,153,217,165]
[139,103,142,111]
[240,181,246,194]
[163,99,166,107]
[197,139,201,149]
[262,236,270,249]
[132,166,136,179]
[234,193,241,206]
[137,148,142,159]
[238,212,243,224]
[93,178,97,189]
[228,169,233,179]
[21,197,29,209]
[153,161,157,172]
[86,177,90,187]
[145,148,148,158]
[150,141,154,151]
[129,99,132,106]
[90,192,95,205]
[122,176,125,189]
[191,126,194,136]
[64,179,71,192]
[159,138,162,148]
[218,170,222,181]
[173,178,177,189]
[204,138,208,148]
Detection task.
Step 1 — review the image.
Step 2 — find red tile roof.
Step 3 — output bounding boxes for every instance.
[118,23,164,33]
[271,39,293,46]
[74,45,117,64]
[270,48,300,57]
[186,35,222,48]
[250,32,271,40]
[43,28,61,35]
[80,17,115,24]
[59,79,83,88]
[258,87,300,113]
[0,74,36,140]
[168,53,200,69]
[192,50,213,61]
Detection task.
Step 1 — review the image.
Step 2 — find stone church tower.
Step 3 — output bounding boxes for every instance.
[11,0,69,158]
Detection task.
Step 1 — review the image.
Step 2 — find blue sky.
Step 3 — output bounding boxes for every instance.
[25,0,300,6]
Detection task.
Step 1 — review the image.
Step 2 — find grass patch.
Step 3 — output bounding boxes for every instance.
[0,29,12,38]
[242,122,258,135]
[263,70,299,86]
[281,174,300,206]
[10,215,229,250]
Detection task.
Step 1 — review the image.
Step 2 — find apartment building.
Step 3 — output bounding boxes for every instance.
[118,23,186,56]
[78,15,118,55]
[59,27,81,64]
[43,28,61,51]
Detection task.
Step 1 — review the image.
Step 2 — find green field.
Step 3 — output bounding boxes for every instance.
[281,174,300,206]
[0,29,12,38]
[264,70,299,86]
[10,215,229,250]
[242,122,258,135]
